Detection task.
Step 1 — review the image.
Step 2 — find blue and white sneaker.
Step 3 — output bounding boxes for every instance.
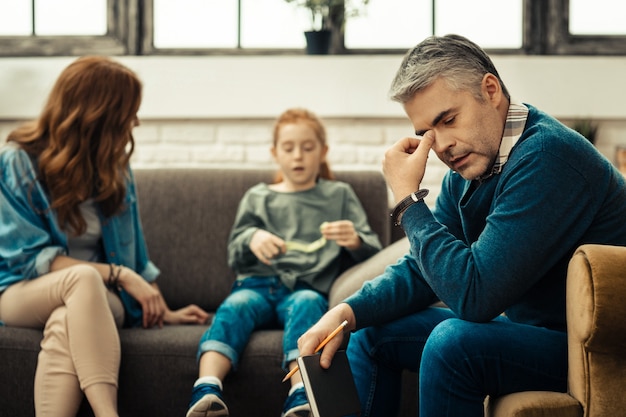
[186,383,229,417]
[281,386,310,417]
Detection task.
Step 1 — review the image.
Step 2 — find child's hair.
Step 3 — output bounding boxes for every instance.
[271,107,334,183]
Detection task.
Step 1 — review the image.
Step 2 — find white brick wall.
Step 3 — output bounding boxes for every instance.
[1,117,625,209]
[128,117,450,208]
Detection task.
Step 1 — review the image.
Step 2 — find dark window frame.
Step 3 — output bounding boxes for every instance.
[0,0,139,56]
[0,0,625,57]
[544,0,626,55]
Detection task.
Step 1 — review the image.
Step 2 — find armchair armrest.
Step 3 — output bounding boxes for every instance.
[486,391,582,417]
[566,244,626,417]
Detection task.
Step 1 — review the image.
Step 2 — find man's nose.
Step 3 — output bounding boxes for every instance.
[430,132,453,154]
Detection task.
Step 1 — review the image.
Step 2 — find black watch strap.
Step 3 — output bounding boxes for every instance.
[391,189,429,226]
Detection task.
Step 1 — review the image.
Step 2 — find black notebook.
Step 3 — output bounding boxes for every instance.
[297,350,361,417]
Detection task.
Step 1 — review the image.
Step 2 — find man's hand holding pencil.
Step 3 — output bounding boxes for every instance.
[292,303,357,374]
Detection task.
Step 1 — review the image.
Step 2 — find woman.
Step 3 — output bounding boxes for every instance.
[0,56,208,417]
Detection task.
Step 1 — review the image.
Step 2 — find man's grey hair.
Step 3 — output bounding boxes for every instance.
[389,34,511,104]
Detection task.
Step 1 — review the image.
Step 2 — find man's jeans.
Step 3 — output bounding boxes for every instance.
[347,307,568,417]
[198,276,327,370]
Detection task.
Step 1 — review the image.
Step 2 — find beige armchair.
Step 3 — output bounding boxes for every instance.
[487,244,626,417]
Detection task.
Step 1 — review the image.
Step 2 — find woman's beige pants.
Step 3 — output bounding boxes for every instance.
[0,264,125,416]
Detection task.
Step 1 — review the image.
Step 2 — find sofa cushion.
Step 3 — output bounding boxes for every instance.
[134,168,391,311]
[115,325,288,417]
[329,237,409,308]
[0,327,40,416]
[0,167,394,417]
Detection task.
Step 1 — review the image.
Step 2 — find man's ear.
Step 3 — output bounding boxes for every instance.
[482,73,503,107]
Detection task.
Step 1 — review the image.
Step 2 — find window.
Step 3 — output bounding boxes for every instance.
[434,0,523,49]
[0,0,137,56]
[0,0,107,36]
[569,0,626,35]
[545,0,626,55]
[345,0,432,49]
[146,0,524,54]
[152,0,238,49]
[0,0,625,56]
[347,0,523,50]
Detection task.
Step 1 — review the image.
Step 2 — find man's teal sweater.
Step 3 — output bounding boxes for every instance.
[347,105,626,332]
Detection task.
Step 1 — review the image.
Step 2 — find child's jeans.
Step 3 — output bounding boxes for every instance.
[197,275,328,370]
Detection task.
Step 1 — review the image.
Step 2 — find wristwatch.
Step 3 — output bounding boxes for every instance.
[391,189,429,226]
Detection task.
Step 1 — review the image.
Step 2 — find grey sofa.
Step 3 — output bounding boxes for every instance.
[0,168,417,417]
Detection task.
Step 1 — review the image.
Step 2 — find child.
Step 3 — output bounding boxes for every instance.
[186,108,382,417]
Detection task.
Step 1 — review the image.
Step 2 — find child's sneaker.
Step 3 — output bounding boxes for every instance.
[281,386,310,417]
[186,383,229,417]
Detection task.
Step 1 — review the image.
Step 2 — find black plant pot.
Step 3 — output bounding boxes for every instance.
[304,30,331,55]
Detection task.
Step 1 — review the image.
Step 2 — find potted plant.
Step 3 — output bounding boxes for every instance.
[284,0,369,54]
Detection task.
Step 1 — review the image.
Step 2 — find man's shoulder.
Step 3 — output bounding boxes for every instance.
[523,105,571,138]
[518,106,592,157]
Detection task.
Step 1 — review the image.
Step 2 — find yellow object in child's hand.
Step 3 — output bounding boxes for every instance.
[285,222,329,253]
[285,237,327,253]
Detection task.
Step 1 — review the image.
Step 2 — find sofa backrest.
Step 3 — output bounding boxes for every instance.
[134,168,390,311]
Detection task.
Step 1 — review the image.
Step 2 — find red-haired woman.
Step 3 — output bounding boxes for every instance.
[0,56,208,417]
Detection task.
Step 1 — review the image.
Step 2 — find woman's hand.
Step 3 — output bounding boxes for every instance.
[117,267,167,328]
[163,304,210,325]
[249,229,286,265]
[321,220,361,250]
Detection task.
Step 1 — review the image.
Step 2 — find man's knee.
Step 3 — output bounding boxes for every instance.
[423,318,490,365]
[348,325,395,360]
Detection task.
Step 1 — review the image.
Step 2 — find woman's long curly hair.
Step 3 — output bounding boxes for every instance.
[271,107,334,183]
[8,56,142,236]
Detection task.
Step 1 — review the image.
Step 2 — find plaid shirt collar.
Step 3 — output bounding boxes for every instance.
[477,99,528,181]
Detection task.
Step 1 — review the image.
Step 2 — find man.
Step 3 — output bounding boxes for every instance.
[297,34,626,417]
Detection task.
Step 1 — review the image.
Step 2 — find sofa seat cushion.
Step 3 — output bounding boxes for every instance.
[116,325,289,416]
[0,327,41,416]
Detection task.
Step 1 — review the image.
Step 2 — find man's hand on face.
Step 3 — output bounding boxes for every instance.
[383,131,435,203]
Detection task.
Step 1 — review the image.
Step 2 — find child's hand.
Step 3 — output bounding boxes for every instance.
[250,229,286,265]
[321,220,362,250]
[163,304,210,325]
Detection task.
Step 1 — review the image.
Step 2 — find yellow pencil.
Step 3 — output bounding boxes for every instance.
[282,320,348,382]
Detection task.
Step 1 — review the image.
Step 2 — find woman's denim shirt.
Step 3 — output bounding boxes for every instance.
[0,143,160,327]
